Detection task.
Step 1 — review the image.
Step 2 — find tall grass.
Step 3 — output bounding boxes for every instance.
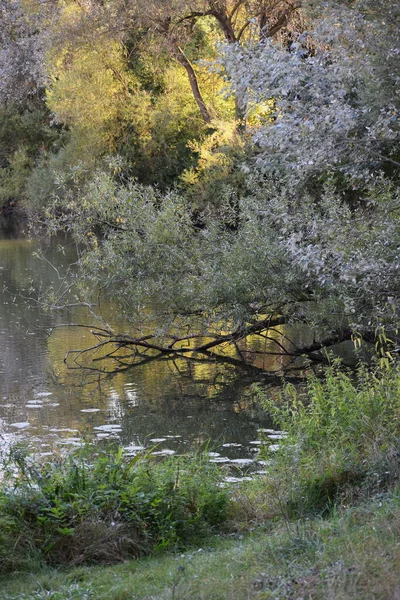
[241,362,400,520]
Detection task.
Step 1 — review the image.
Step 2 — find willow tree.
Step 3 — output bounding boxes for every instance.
[40,0,302,126]
[43,2,400,374]
[178,0,303,124]
[0,0,46,103]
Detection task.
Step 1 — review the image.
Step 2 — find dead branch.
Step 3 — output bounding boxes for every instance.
[59,314,361,381]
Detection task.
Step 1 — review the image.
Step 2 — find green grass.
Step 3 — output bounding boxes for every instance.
[1,489,400,599]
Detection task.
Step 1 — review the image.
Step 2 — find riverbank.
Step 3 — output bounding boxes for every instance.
[1,362,400,598]
[1,487,400,600]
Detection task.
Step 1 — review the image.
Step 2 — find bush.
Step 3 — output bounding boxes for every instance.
[0,100,64,210]
[248,362,400,518]
[0,446,229,573]
[180,122,248,216]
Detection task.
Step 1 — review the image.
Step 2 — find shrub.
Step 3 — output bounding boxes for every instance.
[249,362,400,518]
[180,122,248,216]
[0,446,229,572]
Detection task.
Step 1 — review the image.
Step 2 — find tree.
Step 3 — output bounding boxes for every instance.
[0,0,302,205]
[222,2,399,189]
[0,0,49,104]
[43,1,400,373]
[44,174,400,373]
[135,0,303,126]
[6,0,218,202]
[42,0,302,126]
[48,174,400,373]
[0,2,68,211]
[189,0,303,124]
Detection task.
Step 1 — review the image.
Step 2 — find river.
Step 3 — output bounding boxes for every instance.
[1,219,296,470]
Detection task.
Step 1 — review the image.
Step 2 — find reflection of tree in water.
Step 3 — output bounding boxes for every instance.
[46,326,277,455]
[0,216,25,237]
[0,226,298,455]
[0,229,78,400]
[44,308,315,450]
[97,361,272,457]
[0,237,48,400]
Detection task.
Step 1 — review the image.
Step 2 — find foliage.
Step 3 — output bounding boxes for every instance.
[250,361,400,516]
[222,2,399,189]
[0,446,229,572]
[0,0,46,103]
[46,40,135,160]
[115,65,211,189]
[44,163,400,346]
[21,54,212,209]
[39,7,227,195]
[0,99,64,208]
[180,121,248,213]
[36,0,400,355]
[0,0,305,205]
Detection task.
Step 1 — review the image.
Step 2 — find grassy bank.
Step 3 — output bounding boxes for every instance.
[2,489,400,600]
[1,362,400,598]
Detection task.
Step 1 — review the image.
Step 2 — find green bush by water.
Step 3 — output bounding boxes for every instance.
[2,362,400,575]
[0,447,229,573]
[248,362,400,519]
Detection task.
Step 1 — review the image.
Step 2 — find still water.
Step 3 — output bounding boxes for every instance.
[0,219,289,467]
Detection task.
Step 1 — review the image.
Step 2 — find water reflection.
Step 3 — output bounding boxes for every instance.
[0,223,278,461]
[0,219,365,466]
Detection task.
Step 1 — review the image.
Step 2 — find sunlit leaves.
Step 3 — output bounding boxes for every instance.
[46,39,140,159]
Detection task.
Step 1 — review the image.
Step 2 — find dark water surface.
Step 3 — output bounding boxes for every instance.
[0,220,287,468]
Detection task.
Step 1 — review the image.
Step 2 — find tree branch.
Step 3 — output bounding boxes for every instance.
[228,0,246,20]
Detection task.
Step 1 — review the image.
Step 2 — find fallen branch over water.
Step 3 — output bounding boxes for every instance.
[56,317,359,376]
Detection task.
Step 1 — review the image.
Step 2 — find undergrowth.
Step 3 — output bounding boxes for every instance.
[0,448,229,573]
[1,361,400,577]
[238,361,400,523]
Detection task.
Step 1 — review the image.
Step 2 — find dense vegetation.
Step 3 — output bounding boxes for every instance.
[1,0,398,362]
[0,0,399,595]
[0,363,399,598]
[0,448,229,572]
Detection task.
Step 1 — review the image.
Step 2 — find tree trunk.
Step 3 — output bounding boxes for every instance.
[208,8,247,130]
[171,43,212,124]
[210,10,237,43]
[259,11,268,41]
